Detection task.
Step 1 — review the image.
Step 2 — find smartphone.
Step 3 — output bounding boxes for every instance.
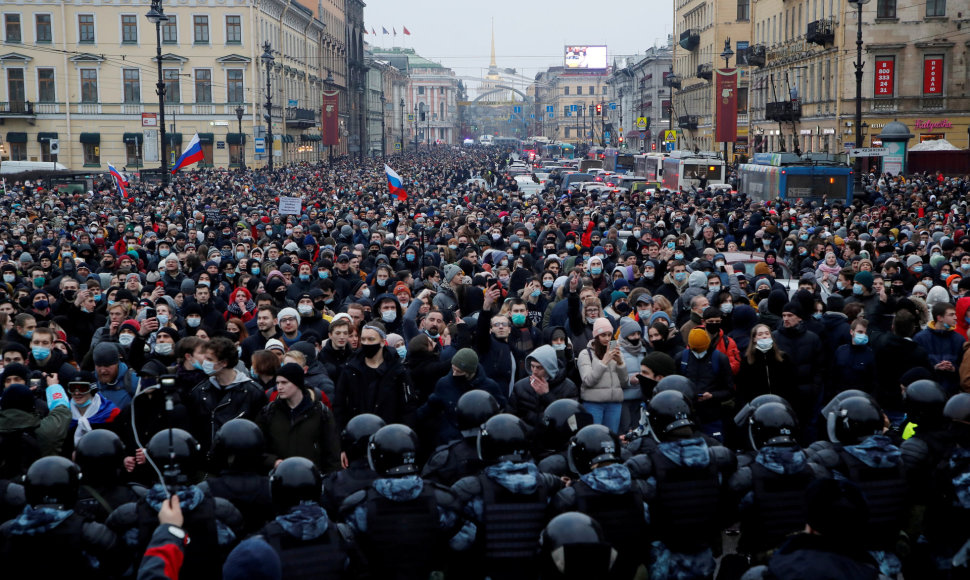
[29,378,42,390]
[79,283,87,291]
[609,340,617,350]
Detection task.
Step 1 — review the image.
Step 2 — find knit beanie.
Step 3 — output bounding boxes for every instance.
[277,362,306,389]
[119,319,141,335]
[754,262,772,276]
[618,317,641,339]
[854,270,874,291]
[223,537,282,580]
[451,348,479,376]
[592,317,613,337]
[93,342,121,366]
[688,327,711,351]
[277,307,301,326]
[443,263,463,284]
[782,300,805,319]
[640,352,677,378]
[0,383,34,412]
[393,281,411,297]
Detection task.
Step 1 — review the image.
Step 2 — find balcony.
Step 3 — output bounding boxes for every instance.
[285,107,317,129]
[765,101,801,122]
[664,74,682,89]
[806,19,834,46]
[678,115,699,130]
[679,29,700,51]
[696,64,713,80]
[748,45,766,68]
[0,101,36,121]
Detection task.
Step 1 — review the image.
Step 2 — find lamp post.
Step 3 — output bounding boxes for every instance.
[261,41,275,171]
[848,0,870,188]
[719,38,735,163]
[357,83,365,162]
[413,104,418,151]
[235,105,245,170]
[324,69,334,164]
[427,112,433,151]
[146,0,169,184]
[379,92,386,160]
[399,97,405,154]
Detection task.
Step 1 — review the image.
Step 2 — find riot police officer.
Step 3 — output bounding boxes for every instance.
[423,390,498,485]
[322,413,384,514]
[899,379,950,488]
[534,398,594,477]
[625,375,722,454]
[552,424,648,579]
[74,430,146,523]
[539,512,619,579]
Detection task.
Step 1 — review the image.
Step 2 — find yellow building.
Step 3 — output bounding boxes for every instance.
[534,66,611,146]
[0,0,347,171]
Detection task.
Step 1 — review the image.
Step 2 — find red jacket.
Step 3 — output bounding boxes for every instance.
[711,330,741,375]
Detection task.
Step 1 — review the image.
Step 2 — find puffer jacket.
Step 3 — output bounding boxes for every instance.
[577,341,628,403]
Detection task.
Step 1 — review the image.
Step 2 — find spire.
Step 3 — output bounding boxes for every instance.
[489,18,497,70]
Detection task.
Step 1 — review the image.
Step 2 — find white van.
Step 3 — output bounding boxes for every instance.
[0,160,69,174]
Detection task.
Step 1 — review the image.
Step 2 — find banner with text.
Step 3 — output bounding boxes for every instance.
[322,91,340,146]
[875,57,894,97]
[715,68,739,143]
[923,56,943,95]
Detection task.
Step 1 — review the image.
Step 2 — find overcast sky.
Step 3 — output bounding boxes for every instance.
[363,0,674,91]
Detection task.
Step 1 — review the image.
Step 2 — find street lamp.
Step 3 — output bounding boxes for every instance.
[413,104,419,151]
[848,0,870,188]
[235,105,245,170]
[379,92,386,160]
[428,112,435,151]
[146,0,169,184]
[719,38,735,163]
[261,41,275,171]
[399,98,405,154]
[357,83,365,163]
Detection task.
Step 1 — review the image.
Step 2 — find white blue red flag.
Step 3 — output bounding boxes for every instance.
[107,162,128,199]
[385,164,407,201]
[171,133,205,174]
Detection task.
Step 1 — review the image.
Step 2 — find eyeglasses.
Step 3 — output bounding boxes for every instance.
[491,322,510,328]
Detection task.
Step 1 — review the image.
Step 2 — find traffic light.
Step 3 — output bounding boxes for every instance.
[651,143,656,151]
[618,136,624,143]
[595,104,602,115]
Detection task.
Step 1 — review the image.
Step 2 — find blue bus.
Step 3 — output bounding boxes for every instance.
[602,147,636,173]
[739,152,853,204]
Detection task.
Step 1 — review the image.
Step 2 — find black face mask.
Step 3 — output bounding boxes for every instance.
[705,322,721,335]
[614,302,631,316]
[360,343,382,358]
[637,374,657,394]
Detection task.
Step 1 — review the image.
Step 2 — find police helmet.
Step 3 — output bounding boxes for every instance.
[478,413,531,464]
[457,390,501,437]
[211,419,266,471]
[269,457,322,513]
[541,399,594,450]
[24,456,81,507]
[146,428,201,483]
[748,402,798,450]
[944,393,970,423]
[903,379,947,425]
[367,424,420,477]
[646,390,695,442]
[651,375,696,399]
[342,413,386,461]
[539,512,616,579]
[826,396,884,445]
[734,394,793,428]
[819,389,873,423]
[567,425,620,475]
[75,430,125,485]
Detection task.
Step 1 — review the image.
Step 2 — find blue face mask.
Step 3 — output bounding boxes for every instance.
[93,294,102,302]
[852,333,869,346]
[201,359,218,375]
[590,267,602,276]
[913,265,923,273]
[396,346,407,358]
[543,280,553,288]
[251,267,260,275]
[667,242,675,249]
[674,272,687,282]
[236,251,246,260]
[31,346,50,360]
[299,274,310,282]
[674,252,685,260]
[377,278,388,286]
[159,249,170,258]
[319,270,329,279]
[530,289,541,298]
[511,313,527,326]
[406,254,415,262]
[853,283,864,295]
[813,312,823,320]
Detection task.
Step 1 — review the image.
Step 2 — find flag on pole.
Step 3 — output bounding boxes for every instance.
[393,28,397,36]
[382,27,388,34]
[385,165,407,201]
[171,133,205,174]
[403,26,411,35]
[107,162,129,199]
[371,27,376,35]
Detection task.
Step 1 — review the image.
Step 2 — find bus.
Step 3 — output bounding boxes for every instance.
[739,152,853,204]
[602,147,636,173]
[634,153,666,186]
[660,152,727,191]
[543,142,575,159]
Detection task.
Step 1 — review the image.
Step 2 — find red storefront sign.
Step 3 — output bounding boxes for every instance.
[874,58,894,96]
[923,57,943,95]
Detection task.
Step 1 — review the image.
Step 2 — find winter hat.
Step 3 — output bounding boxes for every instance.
[119,319,141,335]
[264,339,286,353]
[687,327,711,351]
[782,300,806,319]
[451,348,479,376]
[754,262,772,276]
[289,341,317,362]
[443,263,463,284]
[222,537,282,580]
[906,255,923,268]
[0,363,30,385]
[180,278,196,295]
[610,291,627,304]
[0,384,34,412]
[688,271,708,289]
[277,307,301,326]
[854,271,874,291]
[93,343,121,366]
[276,362,306,389]
[592,317,613,337]
[640,352,677,378]
[392,282,411,297]
[618,317,641,339]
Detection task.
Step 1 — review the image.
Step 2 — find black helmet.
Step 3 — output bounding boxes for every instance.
[24,456,80,507]
[541,399,593,450]
[478,413,531,464]
[342,414,386,461]
[147,428,201,484]
[646,390,695,442]
[748,402,798,450]
[539,512,616,579]
[820,389,873,422]
[944,393,970,423]
[367,424,420,476]
[567,425,620,475]
[734,394,793,428]
[827,396,883,445]
[457,390,501,437]
[211,419,265,471]
[270,457,322,513]
[903,380,947,426]
[652,375,696,399]
[75,430,125,485]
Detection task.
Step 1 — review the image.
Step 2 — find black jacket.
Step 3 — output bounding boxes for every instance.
[187,371,268,453]
[333,348,415,429]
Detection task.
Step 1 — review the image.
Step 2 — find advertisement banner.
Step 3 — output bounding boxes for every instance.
[875,58,894,96]
[923,57,943,95]
[321,91,339,146]
[715,68,738,143]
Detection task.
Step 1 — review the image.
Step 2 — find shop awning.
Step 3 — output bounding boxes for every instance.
[226,133,246,145]
[79,132,100,144]
[6,132,26,143]
[164,133,182,146]
[198,133,214,144]
[37,132,58,141]
[626,130,643,139]
[123,132,143,144]
[282,134,294,143]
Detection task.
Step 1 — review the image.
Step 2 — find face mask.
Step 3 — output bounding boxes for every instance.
[186,317,201,328]
[706,322,721,335]
[812,312,823,321]
[1,273,13,283]
[799,234,809,241]
[251,267,261,275]
[154,342,173,355]
[381,310,397,323]
[667,242,675,250]
[449,244,458,250]
[425,329,439,339]
[299,274,310,282]
[674,272,687,282]
[853,283,864,295]
[119,334,135,346]
[552,342,567,351]
[406,254,415,262]
[913,265,923,273]
[644,270,655,280]
[566,242,575,250]
[543,279,553,288]
[637,375,658,392]
[755,337,773,352]
[31,346,50,360]
[511,313,527,326]
[674,252,685,260]
[160,249,171,258]
[852,333,869,346]
[692,350,706,359]
[201,359,218,375]
[709,285,720,293]
[34,300,49,310]
[361,343,382,358]
[361,287,371,299]
[396,345,408,358]
[33,277,45,287]
[799,250,807,256]
[586,317,597,325]
[298,305,313,316]
[784,245,794,252]
[590,267,602,276]
[720,303,733,315]
[319,271,329,279]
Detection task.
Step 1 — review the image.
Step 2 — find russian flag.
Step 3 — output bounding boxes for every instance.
[171,133,205,174]
[107,162,128,199]
[385,164,407,201]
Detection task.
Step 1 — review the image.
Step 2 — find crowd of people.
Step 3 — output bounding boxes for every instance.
[0,145,969,580]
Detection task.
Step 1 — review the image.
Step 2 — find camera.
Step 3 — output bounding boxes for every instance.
[158,374,178,395]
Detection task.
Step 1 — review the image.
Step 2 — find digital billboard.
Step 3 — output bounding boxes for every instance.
[564,45,607,69]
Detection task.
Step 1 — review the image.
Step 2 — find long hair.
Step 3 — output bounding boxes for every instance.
[745,323,784,364]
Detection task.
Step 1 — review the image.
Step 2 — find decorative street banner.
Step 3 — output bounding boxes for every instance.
[923,56,942,95]
[715,68,739,143]
[322,91,340,146]
[874,58,894,97]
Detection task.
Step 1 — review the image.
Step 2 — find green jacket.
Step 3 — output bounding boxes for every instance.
[258,394,341,474]
[0,405,71,457]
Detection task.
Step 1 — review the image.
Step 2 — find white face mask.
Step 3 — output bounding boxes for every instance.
[118,333,135,346]
[154,342,173,355]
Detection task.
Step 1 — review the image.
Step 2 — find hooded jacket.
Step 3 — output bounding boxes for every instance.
[578,340,629,403]
[418,364,507,449]
[509,345,579,428]
[333,347,414,429]
[187,370,269,452]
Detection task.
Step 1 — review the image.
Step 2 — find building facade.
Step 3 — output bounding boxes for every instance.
[532,66,611,146]
[606,44,673,152]
[0,0,347,170]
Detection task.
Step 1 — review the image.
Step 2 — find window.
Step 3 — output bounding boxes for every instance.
[662,99,671,119]
[193,15,209,43]
[162,16,177,43]
[589,85,594,95]
[737,0,750,20]
[41,140,56,163]
[123,69,140,103]
[80,68,98,102]
[163,69,180,103]
[194,69,212,102]
[121,14,137,43]
[78,14,94,43]
[926,0,945,16]
[565,127,571,138]
[876,0,896,18]
[83,143,99,166]
[4,14,21,43]
[225,15,241,43]
[226,69,243,102]
[6,69,24,110]
[37,68,55,102]
[737,87,748,113]
[35,14,51,43]
[564,86,570,95]
[439,101,444,120]
[439,87,444,94]
[577,86,583,95]
[126,141,142,167]
[418,86,425,95]
[201,142,213,165]
[10,142,25,161]
[603,86,608,94]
